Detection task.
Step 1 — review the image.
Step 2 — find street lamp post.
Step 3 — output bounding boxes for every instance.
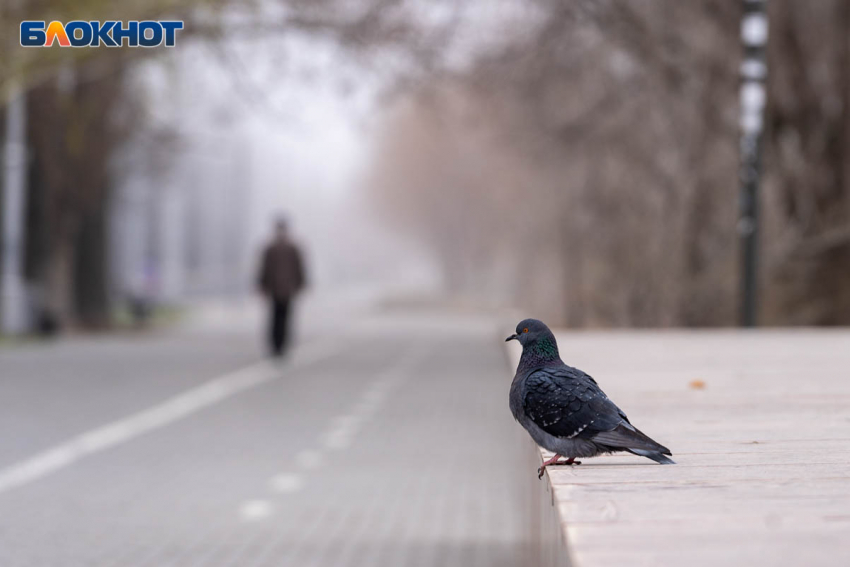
[738,0,769,327]
[1,85,30,335]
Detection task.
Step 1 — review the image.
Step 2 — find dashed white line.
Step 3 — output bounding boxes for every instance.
[239,499,273,521]
[319,345,424,452]
[269,473,304,494]
[294,449,323,470]
[254,345,426,521]
[323,430,353,450]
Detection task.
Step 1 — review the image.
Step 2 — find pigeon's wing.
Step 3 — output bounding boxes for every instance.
[523,366,673,455]
[522,366,627,440]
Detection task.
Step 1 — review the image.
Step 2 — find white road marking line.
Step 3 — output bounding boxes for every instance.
[331,415,362,430]
[0,343,335,496]
[319,345,424,452]
[268,473,304,494]
[294,449,322,470]
[239,499,273,521]
[323,430,353,449]
[250,346,426,525]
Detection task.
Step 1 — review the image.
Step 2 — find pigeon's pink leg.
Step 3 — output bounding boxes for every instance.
[538,454,561,479]
[538,455,582,478]
[541,454,562,467]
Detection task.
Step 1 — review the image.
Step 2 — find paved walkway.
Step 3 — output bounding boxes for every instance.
[0,307,533,566]
[508,329,850,567]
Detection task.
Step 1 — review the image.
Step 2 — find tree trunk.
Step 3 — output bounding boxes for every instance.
[75,194,111,328]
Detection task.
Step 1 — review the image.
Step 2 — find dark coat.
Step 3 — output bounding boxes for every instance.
[258,239,305,300]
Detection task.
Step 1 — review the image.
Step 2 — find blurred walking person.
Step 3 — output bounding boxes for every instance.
[257,218,306,357]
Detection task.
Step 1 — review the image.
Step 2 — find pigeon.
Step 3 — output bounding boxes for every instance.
[507,318,674,478]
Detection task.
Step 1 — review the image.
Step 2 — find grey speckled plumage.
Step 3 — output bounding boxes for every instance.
[507,319,674,477]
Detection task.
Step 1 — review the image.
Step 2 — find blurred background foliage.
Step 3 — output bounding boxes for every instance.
[369,0,850,326]
[2,0,850,331]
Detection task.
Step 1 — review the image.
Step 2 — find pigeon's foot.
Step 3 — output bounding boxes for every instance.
[537,453,561,479]
[553,457,581,466]
[538,455,581,479]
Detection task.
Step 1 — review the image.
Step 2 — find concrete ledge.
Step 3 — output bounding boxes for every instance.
[507,329,850,567]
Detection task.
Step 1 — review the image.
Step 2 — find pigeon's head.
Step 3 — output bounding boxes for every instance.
[505,318,554,348]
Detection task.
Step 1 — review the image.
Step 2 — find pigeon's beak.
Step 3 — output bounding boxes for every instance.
[505,334,518,342]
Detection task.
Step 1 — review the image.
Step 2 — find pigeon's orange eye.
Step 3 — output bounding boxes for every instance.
[522,328,529,333]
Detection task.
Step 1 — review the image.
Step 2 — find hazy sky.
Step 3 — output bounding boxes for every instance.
[124,31,428,297]
[120,1,541,298]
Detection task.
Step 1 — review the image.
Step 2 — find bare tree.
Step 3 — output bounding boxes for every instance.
[3,0,459,329]
[368,1,747,326]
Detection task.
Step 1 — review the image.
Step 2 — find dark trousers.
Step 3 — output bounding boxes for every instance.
[269,298,291,356]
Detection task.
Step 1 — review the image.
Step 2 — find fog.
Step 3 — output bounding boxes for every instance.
[3,2,850,565]
[109,34,421,310]
[107,0,544,310]
[5,0,850,330]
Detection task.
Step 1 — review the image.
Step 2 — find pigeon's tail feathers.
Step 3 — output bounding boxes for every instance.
[629,448,676,465]
[591,424,673,457]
